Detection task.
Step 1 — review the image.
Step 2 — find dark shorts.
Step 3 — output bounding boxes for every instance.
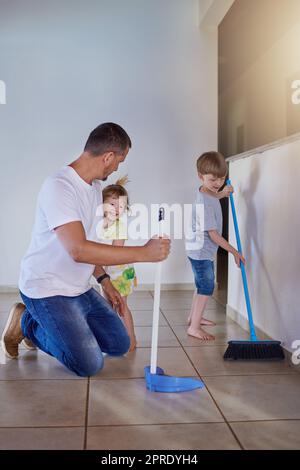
[188,258,215,296]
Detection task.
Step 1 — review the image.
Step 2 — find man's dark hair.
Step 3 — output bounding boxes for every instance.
[84,122,132,156]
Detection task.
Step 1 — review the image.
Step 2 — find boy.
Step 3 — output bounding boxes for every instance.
[185,151,245,340]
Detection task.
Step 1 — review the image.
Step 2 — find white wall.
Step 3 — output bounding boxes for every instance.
[227,137,300,352]
[0,0,217,287]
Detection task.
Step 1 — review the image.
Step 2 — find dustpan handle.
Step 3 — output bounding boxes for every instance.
[150,208,165,374]
[227,180,258,341]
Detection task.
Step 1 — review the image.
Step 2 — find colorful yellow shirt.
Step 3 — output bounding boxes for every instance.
[101,219,137,297]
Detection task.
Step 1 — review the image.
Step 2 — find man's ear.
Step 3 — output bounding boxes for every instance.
[198,172,204,182]
[102,151,115,166]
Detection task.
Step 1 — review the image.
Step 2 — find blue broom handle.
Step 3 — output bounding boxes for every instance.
[227,180,258,341]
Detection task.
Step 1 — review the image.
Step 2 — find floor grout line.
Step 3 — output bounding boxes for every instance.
[83,378,90,450]
[1,417,300,430]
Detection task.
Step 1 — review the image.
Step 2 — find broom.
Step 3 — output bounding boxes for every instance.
[223,180,285,361]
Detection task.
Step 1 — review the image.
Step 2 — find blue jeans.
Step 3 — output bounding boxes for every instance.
[20,288,130,377]
[188,258,215,296]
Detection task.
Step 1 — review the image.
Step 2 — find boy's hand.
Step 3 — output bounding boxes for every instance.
[143,236,171,262]
[233,250,246,267]
[220,185,234,198]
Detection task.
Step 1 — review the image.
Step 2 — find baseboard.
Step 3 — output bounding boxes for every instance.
[0,285,19,293]
[135,283,195,291]
[226,304,300,373]
[0,283,195,294]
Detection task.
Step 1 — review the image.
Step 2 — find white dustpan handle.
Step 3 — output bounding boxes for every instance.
[150,208,164,374]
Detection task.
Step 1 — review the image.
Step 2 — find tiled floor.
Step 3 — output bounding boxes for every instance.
[0,290,299,450]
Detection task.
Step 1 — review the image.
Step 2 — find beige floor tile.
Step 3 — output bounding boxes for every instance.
[185,345,297,376]
[172,323,250,347]
[87,423,240,450]
[158,290,195,299]
[94,348,197,379]
[231,420,300,450]
[204,375,300,421]
[88,378,223,425]
[127,298,154,310]
[0,349,85,380]
[162,308,228,326]
[132,310,167,326]
[130,291,153,299]
[213,290,227,307]
[135,326,180,348]
[0,427,84,450]
[0,380,87,427]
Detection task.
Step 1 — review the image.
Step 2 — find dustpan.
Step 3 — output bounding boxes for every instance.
[144,208,204,392]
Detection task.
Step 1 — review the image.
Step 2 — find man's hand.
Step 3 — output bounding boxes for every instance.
[101,278,125,316]
[143,236,171,262]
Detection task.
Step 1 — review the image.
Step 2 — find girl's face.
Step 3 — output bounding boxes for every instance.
[199,173,226,193]
[103,195,127,221]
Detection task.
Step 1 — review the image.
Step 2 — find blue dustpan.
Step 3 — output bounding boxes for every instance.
[144,208,204,393]
[144,366,204,393]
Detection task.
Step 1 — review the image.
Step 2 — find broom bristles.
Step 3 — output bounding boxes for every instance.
[224,340,285,361]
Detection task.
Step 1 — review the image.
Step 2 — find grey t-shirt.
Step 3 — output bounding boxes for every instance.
[185,188,223,261]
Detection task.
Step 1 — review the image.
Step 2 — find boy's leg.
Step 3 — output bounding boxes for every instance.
[187,294,215,340]
[20,290,104,377]
[84,288,130,356]
[188,291,216,326]
[187,259,215,341]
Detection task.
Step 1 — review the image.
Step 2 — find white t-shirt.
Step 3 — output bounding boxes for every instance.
[19,166,103,298]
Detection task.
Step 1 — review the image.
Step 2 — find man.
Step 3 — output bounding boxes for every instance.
[1,123,170,376]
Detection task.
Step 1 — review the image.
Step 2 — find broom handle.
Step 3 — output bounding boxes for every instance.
[150,208,164,374]
[227,180,258,341]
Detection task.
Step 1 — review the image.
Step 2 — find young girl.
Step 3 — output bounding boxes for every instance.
[101,176,137,351]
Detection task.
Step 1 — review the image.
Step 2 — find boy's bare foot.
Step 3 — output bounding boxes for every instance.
[187,316,216,326]
[187,326,215,341]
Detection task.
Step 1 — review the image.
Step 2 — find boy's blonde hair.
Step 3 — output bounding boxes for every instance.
[102,175,130,207]
[196,151,228,178]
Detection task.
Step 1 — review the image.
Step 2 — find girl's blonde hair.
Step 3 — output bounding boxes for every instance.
[102,175,130,208]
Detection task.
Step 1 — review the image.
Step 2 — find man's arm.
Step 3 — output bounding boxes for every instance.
[208,230,245,267]
[55,221,170,265]
[93,265,106,278]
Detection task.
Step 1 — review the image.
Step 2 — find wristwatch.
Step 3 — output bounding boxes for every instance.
[96,273,110,284]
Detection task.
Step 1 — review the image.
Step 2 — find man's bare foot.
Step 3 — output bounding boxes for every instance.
[187,316,216,326]
[187,326,215,341]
